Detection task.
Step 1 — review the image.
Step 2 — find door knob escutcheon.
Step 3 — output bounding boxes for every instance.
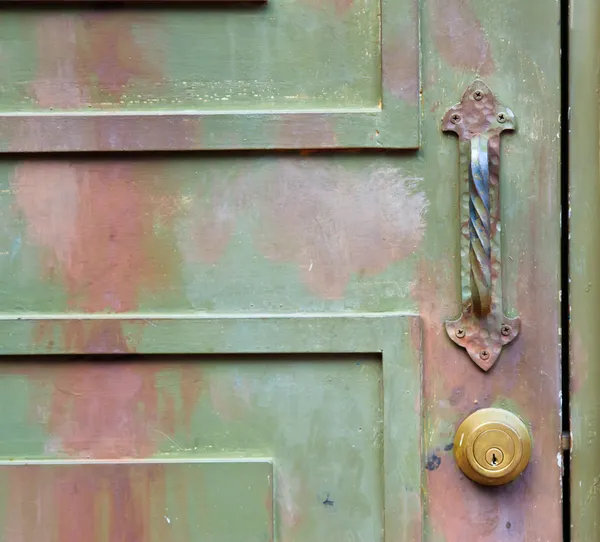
[453,408,532,486]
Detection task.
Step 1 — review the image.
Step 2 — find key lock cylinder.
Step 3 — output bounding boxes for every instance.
[453,408,532,486]
[443,82,532,486]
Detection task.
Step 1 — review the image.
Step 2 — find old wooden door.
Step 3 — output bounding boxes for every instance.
[0,1,563,541]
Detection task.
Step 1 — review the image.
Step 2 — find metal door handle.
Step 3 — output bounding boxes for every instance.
[442,81,520,371]
[469,134,492,317]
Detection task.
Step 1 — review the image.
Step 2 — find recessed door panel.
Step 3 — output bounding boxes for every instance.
[0,0,419,150]
[0,315,422,541]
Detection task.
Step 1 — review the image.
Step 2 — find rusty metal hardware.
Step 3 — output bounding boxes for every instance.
[453,408,532,486]
[442,81,520,371]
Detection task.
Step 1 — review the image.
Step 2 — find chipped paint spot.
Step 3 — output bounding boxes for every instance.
[425,452,442,471]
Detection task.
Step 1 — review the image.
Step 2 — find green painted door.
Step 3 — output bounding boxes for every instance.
[569,1,600,540]
[0,1,562,541]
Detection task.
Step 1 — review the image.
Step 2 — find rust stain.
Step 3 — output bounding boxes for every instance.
[45,363,162,457]
[11,360,203,459]
[256,162,426,298]
[32,14,163,108]
[13,161,180,352]
[429,0,495,76]
[4,463,172,542]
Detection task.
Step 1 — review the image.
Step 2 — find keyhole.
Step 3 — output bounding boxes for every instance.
[485,447,504,467]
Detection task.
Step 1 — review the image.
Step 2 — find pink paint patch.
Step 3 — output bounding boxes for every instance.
[301,0,355,16]
[32,17,87,108]
[32,13,164,109]
[256,162,427,298]
[277,116,337,148]
[383,0,419,104]
[429,0,495,76]
[176,169,249,265]
[4,463,173,542]
[13,161,181,351]
[13,361,204,459]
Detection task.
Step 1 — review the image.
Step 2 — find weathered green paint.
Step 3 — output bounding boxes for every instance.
[0,0,563,540]
[0,0,419,149]
[0,315,421,541]
[569,0,600,539]
[0,460,273,542]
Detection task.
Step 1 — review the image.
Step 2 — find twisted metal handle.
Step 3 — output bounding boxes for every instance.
[443,81,520,371]
[469,135,492,317]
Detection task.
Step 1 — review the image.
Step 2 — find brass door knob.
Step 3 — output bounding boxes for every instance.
[453,408,532,486]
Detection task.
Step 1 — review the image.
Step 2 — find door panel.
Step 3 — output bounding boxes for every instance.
[0,0,418,150]
[0,315,422,541]
[0,0,562,541]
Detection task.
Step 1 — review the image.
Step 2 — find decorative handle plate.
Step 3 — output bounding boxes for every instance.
[443,81,520,371]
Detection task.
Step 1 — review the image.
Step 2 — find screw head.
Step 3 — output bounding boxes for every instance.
[473,90,484,101]
[497,112,507,123]
[480,350,490,361]
[501,325,512,337]
[451,113,462,125]
[456,328,466,339]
